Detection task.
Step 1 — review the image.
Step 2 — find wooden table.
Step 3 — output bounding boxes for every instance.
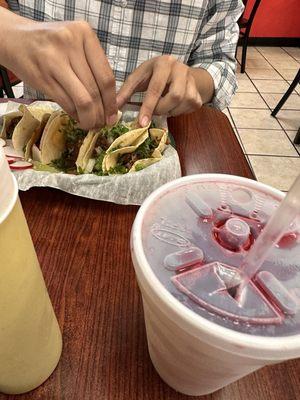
[1,100,299,400]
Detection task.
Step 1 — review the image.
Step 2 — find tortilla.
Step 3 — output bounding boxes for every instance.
[102,129,149,173]
[0,111,22,139]
[129,157,162,173]
[11,105,41,151]
[39,111,69,164]
[24,113,51,160]
[106,123,150,153]
[27,104,55,122]
[76,130,100,173]
[149,128,168,158]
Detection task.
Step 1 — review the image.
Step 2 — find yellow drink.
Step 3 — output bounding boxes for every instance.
[0,150,62,394]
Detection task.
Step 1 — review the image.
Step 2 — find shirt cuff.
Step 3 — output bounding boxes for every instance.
[190,61,238,110]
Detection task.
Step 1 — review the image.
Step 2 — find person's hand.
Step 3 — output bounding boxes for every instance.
[117,55,206,127]
[1,11,117,130]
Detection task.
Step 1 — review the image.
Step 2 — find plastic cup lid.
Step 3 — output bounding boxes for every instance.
[135,174,300,338]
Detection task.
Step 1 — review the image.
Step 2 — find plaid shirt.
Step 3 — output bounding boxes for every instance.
[8,0,243,109]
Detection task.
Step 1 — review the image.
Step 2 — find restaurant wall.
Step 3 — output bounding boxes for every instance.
[244,0,300,38]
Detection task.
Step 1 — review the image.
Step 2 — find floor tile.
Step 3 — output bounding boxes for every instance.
[242,59,273,69]
[236,46,265,60]
[282,47,300,61]
[276,69,299,81]
[230,93,267,109]
[236,64,248,74]
[248,155,300,191]
[238,129,298,156]
[261,93,300,110]
[268,58,299,70]
[236,79,257,93]
[257,47,288,58]
[275,110,300,130]
[286,131,300,153]
[252,80,289,94]
[229,109,281,129]
[246,68,283,80]
[288,81,300,95]
[236,72,251,81]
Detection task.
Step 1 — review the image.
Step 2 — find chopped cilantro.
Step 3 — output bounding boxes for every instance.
[135,164,145,172]
[61,117,87,144]
[77,166,84,175]
[93,151,106,173]
[108,164,128,174]
[134,137,157,159]
[51,150,70,172]
[150,121,156,128]
[51,117,88,172]
[94,170,107,176]
[101,123,129,141]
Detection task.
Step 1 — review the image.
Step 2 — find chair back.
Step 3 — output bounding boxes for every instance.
[240,0,262,32]
[0,1,9,9]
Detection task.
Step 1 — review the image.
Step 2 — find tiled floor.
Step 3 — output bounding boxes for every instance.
[226,46,300,192]
[5,46,300,191]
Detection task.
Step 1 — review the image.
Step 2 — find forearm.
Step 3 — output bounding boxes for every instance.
[189,67,215,105]
[0,7,30,67]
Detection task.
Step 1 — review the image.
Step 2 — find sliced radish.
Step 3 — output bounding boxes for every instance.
[3,146,24,159]
[6,156,18,164]
[10,160,33,170]
[0,138,6,147]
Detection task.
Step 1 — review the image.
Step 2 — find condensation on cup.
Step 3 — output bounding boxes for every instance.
[0,148,62,394]
[131,174,300,396]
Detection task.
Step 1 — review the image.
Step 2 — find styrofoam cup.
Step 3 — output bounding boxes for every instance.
[0,148,62,394]
[131,174,300,396]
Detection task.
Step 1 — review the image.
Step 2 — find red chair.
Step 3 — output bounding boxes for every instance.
[238,0,262,73]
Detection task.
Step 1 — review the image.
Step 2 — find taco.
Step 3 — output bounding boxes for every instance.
[24,112,52,161]
[0,110,23,140]
[76,115,149,174]
[38,112,88,172]
[102,127,168,174]
[0,104,54,159]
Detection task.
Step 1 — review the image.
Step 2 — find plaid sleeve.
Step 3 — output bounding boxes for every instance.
[188,0,244,110]
[6,0,20,12]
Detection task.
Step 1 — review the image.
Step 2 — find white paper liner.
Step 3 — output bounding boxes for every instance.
[1,101,181,205]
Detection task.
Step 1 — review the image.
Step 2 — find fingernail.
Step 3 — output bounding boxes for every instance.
[106,114,117,126]
[141,116,149,127]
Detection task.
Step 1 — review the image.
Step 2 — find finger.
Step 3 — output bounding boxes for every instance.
[139,60,172,126]
[52,63,97,130]
[116,61,152,109]
[84,29,117,125]
[154,64,188,115]
[70,51,105,128]
[168,75,202,117]
[44,78,79,121]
